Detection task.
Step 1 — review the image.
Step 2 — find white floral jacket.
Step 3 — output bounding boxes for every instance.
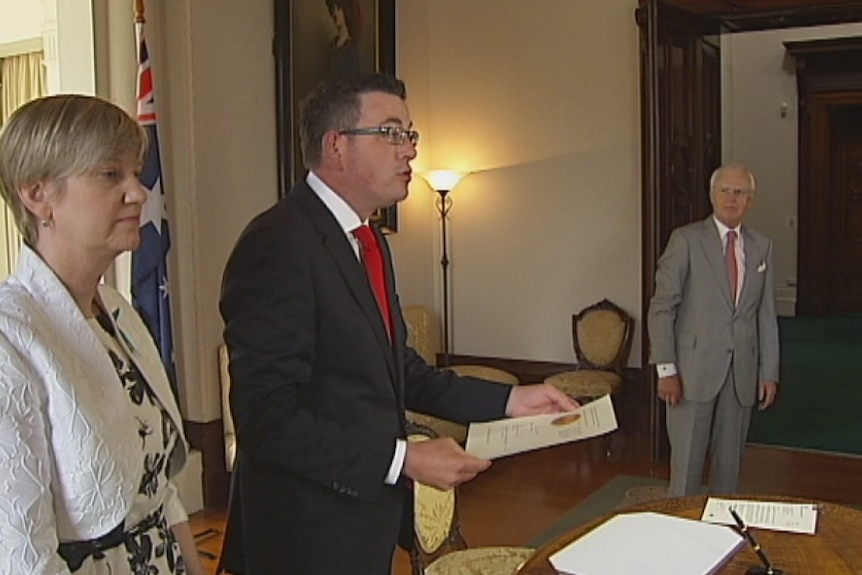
[0,244,188,575]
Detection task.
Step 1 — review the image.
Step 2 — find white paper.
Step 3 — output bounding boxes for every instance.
[701,497,818,535]
[464,394,618,460]
[549,511,744,575]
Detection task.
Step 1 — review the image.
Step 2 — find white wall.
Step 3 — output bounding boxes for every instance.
[0,0,42,46]
[393,0,642,365]
[55,0,95,94]
[154,0,278,421]
[0,1,852,424]
[0,0,278,422]
[1,0,644,423]
[723,22,862,314]
[0,0,96,95]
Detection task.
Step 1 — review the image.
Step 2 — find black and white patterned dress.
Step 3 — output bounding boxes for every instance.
[73,313,188,575]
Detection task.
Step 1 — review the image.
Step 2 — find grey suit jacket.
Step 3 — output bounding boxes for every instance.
[647,216,780,405]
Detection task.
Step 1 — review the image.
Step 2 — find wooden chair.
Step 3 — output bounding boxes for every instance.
[403,304,438,365]
[543,299,634,401]
[407,427,534,575]
[403,305,519,444]
[405,364,520,444]
[218,344,237,471]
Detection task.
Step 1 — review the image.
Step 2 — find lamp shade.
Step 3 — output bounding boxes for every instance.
[421,170,467,192]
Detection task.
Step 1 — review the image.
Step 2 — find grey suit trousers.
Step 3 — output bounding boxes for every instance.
[666,366,752,496]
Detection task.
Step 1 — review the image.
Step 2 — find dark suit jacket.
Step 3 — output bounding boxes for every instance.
[219,181,511,575]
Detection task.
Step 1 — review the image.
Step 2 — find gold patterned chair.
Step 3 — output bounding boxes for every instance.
[404,305,438,365]
[403,305,519,444]
[543,299,634,401]
[218,344,237,471]
[407,428,534,575]
[405,364,520,444]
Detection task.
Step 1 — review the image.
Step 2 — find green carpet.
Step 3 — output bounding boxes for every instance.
[527,475,668,548]
[747,314,862,456]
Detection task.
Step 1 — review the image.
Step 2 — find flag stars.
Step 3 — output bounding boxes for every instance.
[159,275,170,300]
[140,177,166,233]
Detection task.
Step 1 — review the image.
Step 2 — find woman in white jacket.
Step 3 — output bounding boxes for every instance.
[0,95,203,575]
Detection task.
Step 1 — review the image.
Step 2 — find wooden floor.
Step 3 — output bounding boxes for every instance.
[190,398,862,574]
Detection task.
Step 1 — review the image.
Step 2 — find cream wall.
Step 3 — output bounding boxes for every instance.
[394,0,642,364]
[0,0,42,46]
[151,0,278,421]
[2,1,857,423]
[722,22,862,315]
[1,0,644,423]
[166,0,644,421]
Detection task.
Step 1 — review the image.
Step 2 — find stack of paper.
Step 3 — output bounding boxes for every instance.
[549,511,744,575]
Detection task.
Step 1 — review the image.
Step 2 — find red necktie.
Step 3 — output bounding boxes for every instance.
[352,225,392,340]
[726,230,738,306]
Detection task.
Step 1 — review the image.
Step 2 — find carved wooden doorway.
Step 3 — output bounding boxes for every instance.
[637,0,862,460]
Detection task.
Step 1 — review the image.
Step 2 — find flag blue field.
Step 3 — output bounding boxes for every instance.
[133,21,178,399]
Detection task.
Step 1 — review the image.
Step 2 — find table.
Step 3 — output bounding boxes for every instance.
[517,495,862,574]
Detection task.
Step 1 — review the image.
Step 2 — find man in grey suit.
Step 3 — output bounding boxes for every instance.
[648,163,779,497]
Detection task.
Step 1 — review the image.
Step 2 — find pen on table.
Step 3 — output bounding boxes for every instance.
[729,507,780,575]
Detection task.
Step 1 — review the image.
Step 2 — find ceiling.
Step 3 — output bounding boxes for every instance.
[659,0,862,32]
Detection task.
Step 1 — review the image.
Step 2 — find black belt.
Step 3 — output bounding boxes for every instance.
[57,508,164,572]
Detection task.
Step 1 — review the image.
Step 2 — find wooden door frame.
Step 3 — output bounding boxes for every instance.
[639,0,862,460]
[786,37,862,314]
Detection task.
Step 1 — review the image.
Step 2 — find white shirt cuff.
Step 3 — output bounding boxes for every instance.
[385,438,407,485]
[656,363,677,377]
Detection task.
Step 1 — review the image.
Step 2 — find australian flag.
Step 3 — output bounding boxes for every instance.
[132,20,178,400]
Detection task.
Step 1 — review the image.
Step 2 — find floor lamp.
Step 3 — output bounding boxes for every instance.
[421,170,467,367]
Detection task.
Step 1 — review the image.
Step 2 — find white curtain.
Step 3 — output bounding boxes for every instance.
[0,51,46,278]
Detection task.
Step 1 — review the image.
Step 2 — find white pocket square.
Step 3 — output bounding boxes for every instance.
[757,262,767,272]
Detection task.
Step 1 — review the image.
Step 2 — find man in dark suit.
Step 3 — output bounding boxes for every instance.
[219,73,577,575]
[647,164,780,497]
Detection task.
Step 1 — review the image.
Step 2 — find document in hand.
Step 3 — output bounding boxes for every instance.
[549,511,744,575]
[464,394,618,460]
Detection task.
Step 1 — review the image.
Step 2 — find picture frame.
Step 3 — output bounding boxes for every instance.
[274,0,399,233]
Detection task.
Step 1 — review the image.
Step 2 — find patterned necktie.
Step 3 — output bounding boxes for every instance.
[352,225,392,340]
[726,230,738,306]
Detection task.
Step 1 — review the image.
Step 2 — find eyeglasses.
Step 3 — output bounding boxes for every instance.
[715,187,752,198]
[339,125,420,146]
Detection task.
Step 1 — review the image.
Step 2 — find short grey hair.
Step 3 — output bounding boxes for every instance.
[709,163,756,194]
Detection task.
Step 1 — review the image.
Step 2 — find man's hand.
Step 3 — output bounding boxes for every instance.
[403,437,491,490]
[758,380,778,410]
[505,384,580,417]
[657,374,683,406]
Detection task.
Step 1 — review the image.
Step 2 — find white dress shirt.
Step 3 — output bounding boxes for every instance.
[306,171,407,485]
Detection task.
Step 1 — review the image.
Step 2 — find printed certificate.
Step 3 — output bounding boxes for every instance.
[464,394,618,459]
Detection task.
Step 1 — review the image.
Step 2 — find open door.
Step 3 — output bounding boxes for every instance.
[639,1,862,461]
[787,38,862,315]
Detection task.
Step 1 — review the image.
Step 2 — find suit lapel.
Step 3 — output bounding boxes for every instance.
[294,185,399,386]
[696,217,735,310]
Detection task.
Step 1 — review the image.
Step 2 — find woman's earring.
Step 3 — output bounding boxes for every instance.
[40,217,52,228]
